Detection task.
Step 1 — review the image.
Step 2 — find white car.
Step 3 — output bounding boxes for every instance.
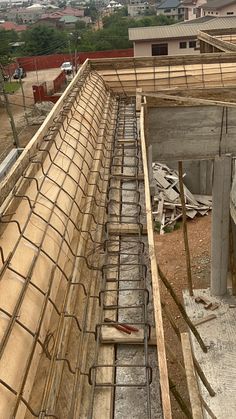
[60,62,73,74]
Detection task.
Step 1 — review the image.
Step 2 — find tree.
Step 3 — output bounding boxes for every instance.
[58,0,66,8]
[84,1,98,22]
[0,29,18,66]
[21,25,67,56]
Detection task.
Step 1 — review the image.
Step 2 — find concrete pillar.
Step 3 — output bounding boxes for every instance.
[211,155,232,295]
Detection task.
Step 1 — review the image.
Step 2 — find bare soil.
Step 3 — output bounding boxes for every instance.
[155,214,211,418]
[0,68,61,162]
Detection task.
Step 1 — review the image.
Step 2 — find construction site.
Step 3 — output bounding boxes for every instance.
[2,33,236,419]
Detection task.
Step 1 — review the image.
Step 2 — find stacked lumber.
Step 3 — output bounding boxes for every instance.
[152,163,212,234]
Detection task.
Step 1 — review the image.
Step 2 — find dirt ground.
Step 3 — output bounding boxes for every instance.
[155,214,211,418]
[0,68,61,162]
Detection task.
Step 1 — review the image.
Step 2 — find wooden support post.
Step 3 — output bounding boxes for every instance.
[162,302,181,340]
[200,397,217,419]
[158,267,207,353]
[229,217,236,295]
[140,105,172,419]
[169,377,193,419]
[181,333,204,419]
[178,161,193,296]
[191,354,215,397]
[163,301,215,397]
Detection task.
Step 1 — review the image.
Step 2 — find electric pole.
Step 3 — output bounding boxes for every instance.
[0,67,19,148]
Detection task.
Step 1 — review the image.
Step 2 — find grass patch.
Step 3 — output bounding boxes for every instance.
[154,220,182,234]
[4,81,21,94]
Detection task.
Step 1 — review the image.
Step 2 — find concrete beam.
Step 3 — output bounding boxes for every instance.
[211,155,232,296]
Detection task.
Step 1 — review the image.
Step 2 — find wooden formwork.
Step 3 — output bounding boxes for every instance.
[2,52,235,418]
[90,53,236,94]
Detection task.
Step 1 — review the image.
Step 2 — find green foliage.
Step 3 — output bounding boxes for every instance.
[84,1,98,22]
[174,221,181,231]
[154,220,181,234]
[3,81,21,94]
[19,9,176,56]
[154,221,161,233]
[75,20,87,31]
[21,25,67,56]
[0,29,18,66]
[79,10,175,51]
[58,0,66,8]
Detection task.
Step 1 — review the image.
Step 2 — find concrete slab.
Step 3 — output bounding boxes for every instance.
[183,288,236,419]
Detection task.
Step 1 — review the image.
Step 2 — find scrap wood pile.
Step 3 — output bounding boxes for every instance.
[152,163,212,234]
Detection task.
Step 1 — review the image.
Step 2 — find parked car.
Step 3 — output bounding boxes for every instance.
[60,61,73,75]
[13,67,26,80]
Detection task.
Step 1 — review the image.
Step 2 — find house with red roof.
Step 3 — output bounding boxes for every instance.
[0,21,27,32]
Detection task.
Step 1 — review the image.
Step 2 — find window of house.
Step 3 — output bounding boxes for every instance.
[193,8,196,14]
[164,8,171,12]
[152,43,168,56]
[179,41,187,49]
[227,11,234,14]
[189,40,196,48]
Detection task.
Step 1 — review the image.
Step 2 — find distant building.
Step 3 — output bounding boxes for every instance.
[0,20,27,31]
[128,0,150,17]
[7,6,45,23]
[156,0,185,21]
[202,0,236,16]
[33,8,90,28]
[182,0,205,20]
[106,0,123,12]
[129,15,236,56]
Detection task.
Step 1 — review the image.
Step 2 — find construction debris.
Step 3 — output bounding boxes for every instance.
[18,101,55,127]
[195,295,220,311]
[104,318,139,335]
[152,163,212,233]
[193,314,217,326]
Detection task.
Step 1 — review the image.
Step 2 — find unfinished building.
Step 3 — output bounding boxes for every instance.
[1,51,236,418]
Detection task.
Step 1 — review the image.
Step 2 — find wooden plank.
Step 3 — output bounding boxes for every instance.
[156,192,164,223]
[181,332,204,419]
[194,195,212,206]
[153,170,171,189]
[110,173,144,180]
[108,223,147,235]
[89,53,236,71]
[163,187,179,202]
[186,209,198,219]
[101,326,157,345]
[101,325,144,343]
[140,104,172,419]
[193,314,217,326]
[140,91,236,109]
[117,139,136,144]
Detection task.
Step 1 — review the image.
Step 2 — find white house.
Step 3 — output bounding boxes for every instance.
[202,0,236,16]
[182,0,206,20]
[129,15,236,56]
[128,0,150,17]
